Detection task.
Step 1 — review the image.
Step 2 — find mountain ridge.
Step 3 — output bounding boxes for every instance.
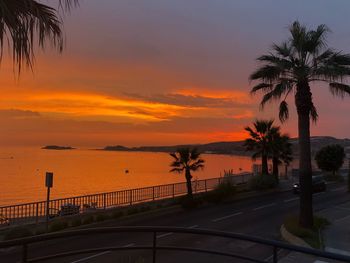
[102,136,350,156]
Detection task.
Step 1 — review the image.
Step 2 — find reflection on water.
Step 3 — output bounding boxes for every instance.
[0,148,256,206]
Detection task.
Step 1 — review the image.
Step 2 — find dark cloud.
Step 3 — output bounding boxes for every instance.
[0,109,40,118]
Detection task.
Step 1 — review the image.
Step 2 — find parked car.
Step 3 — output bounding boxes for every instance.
[293,176,327,194]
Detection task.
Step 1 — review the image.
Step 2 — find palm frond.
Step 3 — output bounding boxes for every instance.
[279,100,289,123]
[329,82,350,98]
[250,83,273,94]
[310,102,319,123]
[0,0,78,72]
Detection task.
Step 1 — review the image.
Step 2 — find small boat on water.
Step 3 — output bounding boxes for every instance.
[125,169,129,174]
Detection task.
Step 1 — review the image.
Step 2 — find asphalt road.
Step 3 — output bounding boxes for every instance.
[1,182,350,263]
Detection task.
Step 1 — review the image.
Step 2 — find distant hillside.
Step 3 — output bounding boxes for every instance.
[103,136,350,156]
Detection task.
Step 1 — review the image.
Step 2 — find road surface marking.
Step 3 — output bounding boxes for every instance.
[70,251,110,263]
[253,203,276,211]
[157,232,173,239]
[314,192,326,196]
[284,197,299,203]
[336,206,350,211]
[331,187,346,192]
[326,247,350,256]
[123,243,135,247]
[335,214,350,223]
[212,212,242,222]
[188,225,199,229]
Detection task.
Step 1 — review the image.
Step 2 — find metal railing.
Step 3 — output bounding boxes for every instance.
[0,226,349,263]
[0,173,253,225]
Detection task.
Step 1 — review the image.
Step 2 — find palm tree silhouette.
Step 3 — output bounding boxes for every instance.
[271,133,293,182]
[244,120,279,175]
[170,148,205,198]
[250,21,350,228]
[0,0,78,72]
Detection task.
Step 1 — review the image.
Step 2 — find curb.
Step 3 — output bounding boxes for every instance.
[280,224,311,248]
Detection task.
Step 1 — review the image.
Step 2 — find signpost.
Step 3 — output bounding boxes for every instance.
[45,172,53,232]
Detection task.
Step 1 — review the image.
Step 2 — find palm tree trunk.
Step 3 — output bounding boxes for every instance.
[262,154,268,175]
[296,83,314,228]
[272,157,279,183]
[185,169,193,198]
[285,164,288,179]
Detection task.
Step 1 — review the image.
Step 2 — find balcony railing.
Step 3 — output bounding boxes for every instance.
[0,226,349,263]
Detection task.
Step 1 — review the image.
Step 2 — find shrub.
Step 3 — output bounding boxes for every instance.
[112,210,124,219]
[180,196,199,210]
[126,207,139,215]
[71,217,82,227]
[95,213,109,222]
[249,174,277,190]
[205,180,236,203]
[3,226,33,240]
[49,219,69,232]
[139,205,151,213]
[82,215,94,225]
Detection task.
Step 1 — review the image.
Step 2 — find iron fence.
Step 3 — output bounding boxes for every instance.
[0,173,253,226]
[0,226,349,263]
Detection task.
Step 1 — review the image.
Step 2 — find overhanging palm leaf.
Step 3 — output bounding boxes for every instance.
[0,0,78,72]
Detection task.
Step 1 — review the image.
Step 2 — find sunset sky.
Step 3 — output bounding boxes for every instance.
[1,0,350,147]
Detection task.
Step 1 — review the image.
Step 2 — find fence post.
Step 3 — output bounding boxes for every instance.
[35,203,39,224]
[103,193,107,209]
[129,190,133,206]
[205,180,207,192]
[152,186,155,201]
[172,184,175,198]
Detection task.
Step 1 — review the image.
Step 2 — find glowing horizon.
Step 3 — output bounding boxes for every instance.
[0,0,350,147]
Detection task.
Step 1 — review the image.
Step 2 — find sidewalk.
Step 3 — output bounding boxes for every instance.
[320,199,350,258]
[279,191,350,263]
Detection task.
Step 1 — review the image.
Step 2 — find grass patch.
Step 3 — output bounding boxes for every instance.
[49,219,69,232]
[284,215,330,248]
[82,215,94,225]
[3,226,33,240]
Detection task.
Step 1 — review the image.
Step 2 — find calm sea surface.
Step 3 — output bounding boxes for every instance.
[0,148,256,206]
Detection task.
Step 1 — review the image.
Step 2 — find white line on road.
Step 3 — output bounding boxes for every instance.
[188,225,199,229]
[314,192,326,196]
[157,232,173,239]
[211,212,242,222]
[253,203,276,211]
[331,187,346,192]
[70,251,110,263]
[123,243,135,247]
[284,197,299,203]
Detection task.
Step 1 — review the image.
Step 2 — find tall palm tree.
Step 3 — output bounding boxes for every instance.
[170,148,205,198]
[250,21,350,228]
[271,133,293,182]
[244,119,280,175]
[0,0,78,72]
